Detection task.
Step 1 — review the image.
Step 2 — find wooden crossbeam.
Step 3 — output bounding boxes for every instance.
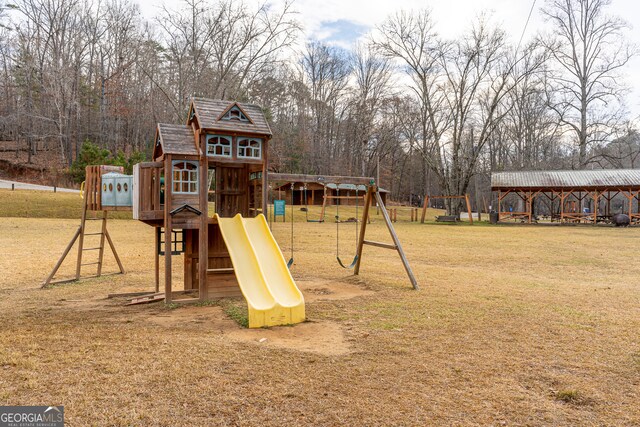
[363,240,397,250]
[269,173,373,186]
[207,268,234,273]
[324,195,365,200]
[127,294,165,305]
[108,291,156,299]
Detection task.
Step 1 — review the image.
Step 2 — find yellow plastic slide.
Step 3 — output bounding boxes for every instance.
[215,214,305,328]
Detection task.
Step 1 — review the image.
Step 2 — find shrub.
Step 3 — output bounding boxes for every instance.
[69,140,146,183]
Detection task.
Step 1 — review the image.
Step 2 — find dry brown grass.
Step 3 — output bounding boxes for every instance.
[0,189,130,219]
[0,193,639,425]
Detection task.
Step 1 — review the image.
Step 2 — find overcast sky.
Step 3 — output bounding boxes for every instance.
[137,0,640,117]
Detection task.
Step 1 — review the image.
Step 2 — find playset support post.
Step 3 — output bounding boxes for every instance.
[198,153,208,301]
[164,157,173,303]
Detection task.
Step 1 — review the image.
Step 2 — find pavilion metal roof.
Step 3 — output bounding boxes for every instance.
[491,169,640,190]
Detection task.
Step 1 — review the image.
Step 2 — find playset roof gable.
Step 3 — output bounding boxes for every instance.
[189,98,272,136]
[153,123,198,158]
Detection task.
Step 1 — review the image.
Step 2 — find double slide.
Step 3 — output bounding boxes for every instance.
[215,214,305,328]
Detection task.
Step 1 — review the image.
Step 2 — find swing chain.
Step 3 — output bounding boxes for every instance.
[335,183,359,269]
[355,187,359,246]
[288,183,294,267]
[267,184,272,229]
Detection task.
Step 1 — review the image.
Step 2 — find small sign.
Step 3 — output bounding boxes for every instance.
[0,406,64,427]
[274,200,286,217]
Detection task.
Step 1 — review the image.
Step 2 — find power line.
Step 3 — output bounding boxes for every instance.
[516,0,538,55]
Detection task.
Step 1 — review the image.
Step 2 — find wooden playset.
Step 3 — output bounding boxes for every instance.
[44,98,419,328]
[43,165,128,287]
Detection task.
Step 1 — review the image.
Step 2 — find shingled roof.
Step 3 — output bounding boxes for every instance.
[492,169,640,190]
[189,98,272,136]
[154,123,198,157]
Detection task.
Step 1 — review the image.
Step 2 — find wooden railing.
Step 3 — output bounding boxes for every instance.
[133,162,163,221]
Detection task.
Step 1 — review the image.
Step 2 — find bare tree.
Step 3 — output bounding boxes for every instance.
[498,43,563,170]
[154,0,300,117]
[433,19,513,210]
[372,9,445,195]
[541,0,635,168]
[347,42,392,176]
[208,0,300,100]
[155,0,216,116]
[375,11,547,212]
[301,41,350,173]
[590,125,640,169]
[14,0,86,165]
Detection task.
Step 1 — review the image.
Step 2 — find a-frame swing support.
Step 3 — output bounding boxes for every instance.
[269,173,419,290]
[355,186,419,290]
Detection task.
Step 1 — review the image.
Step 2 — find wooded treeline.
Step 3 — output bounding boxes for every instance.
[0,0,637,210]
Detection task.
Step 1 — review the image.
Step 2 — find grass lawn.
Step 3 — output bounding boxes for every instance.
[0,189,130,219]
[0,190,638,425]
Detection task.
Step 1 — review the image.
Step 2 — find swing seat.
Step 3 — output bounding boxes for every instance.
[337,255,358,269]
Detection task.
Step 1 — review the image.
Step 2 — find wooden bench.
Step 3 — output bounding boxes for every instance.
[436,215,458,223]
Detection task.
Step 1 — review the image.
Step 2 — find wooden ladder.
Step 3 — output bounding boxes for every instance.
[42,194,124,287]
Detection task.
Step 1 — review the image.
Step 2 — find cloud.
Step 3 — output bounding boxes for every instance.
[311,19,370,48]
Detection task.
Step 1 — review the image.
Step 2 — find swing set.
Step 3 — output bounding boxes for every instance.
[290,182,367,224]
[269,173,419,290]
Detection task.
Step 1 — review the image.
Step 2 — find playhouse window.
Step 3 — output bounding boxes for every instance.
[172,161,198,194]
[237,138,262,159]
[206,135,232,158]
[222,106,249,122]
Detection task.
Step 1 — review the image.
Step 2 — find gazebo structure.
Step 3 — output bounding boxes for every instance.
[491,169,640,225]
